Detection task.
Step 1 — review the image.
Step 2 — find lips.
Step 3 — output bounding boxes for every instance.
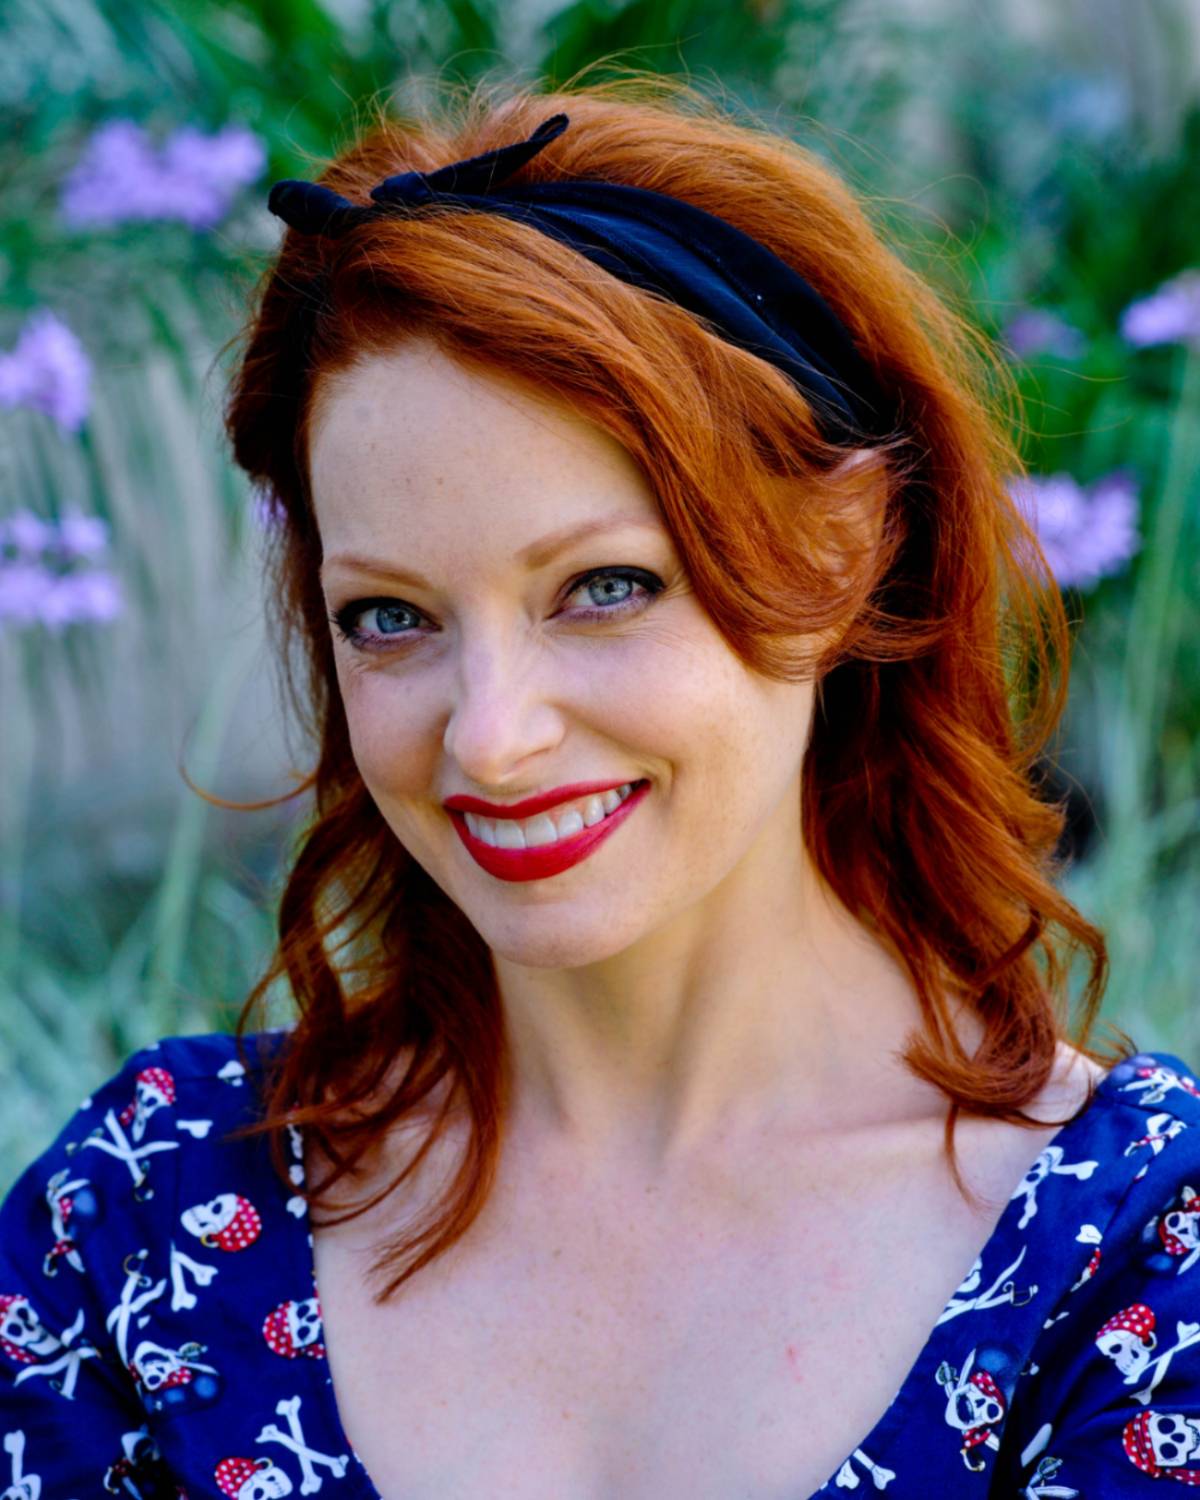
[444,779,633,820]
[448,780,650,883]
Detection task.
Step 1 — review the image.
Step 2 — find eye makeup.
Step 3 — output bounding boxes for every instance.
[328,565,666,654]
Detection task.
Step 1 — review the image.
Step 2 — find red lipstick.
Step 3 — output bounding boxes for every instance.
[445,780,650,883]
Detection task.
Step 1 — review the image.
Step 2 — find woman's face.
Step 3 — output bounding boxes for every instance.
[309,338,825,969]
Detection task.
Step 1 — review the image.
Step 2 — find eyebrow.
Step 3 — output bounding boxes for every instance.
[319,514,665,587]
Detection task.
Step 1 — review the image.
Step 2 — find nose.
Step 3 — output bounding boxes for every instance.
[441,628,565,789]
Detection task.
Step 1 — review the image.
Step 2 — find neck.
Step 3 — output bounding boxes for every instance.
[494,826,950,1177]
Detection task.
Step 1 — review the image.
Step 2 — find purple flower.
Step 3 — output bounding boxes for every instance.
[251,483,287,530]
[1003,309,1087,361]
[60,119,266,231]
[57,508,110,560]
[161,126,266,229]
[0,561,53,625]
[0,508,122,633]
[1120,271,1200,348]
[38,569,124,630]
[0,310,91,430]
[1009,470,1141,589]
[0,507,58,557]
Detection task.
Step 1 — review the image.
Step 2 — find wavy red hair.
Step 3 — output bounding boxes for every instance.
[220,71,1125,1302]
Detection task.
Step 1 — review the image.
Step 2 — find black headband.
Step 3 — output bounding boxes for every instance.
[267,113,894,445]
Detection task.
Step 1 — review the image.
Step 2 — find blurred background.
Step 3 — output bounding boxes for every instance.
[2,0,1198,1189]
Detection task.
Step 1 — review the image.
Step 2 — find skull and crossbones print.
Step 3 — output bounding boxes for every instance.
[1120,1065,1200,1109]
[214,1454,294,1499]
[128,1336,218,1404]
[180,1192,262,1252]
[936,1349,1008,1470]
[1010,1146,1099,1231]
[1153,1184,1200,1274]
[118,1067,177,1144]
[262,1296,325,1359]
[1123,1409,1200,1481]
[1095,1301,1200,1404]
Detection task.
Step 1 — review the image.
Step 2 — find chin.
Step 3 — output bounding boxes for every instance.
[476,905,652,971]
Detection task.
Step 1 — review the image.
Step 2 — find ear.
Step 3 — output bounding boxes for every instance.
[812,446,890,588]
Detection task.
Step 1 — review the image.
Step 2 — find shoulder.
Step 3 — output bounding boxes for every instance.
[1025,1044,1200,1255]
[1084,1045,1200,1267]
[992,1050,1200,1490]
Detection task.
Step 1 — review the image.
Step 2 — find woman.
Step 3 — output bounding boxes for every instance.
[2,75,1198,1498]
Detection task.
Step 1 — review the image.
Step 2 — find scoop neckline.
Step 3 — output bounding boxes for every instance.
[271,1043,1143,1500]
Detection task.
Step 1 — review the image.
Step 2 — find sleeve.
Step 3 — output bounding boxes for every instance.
[0,1044,184,1495]
[1000,1108,1200,1496]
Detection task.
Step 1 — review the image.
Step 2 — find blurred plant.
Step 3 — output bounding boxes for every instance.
[1120,269,1200,348]
[251,483,287,531]
[1011,470,1141,591]
[0,508,122,634]
[0,311,91,431]
[60,120,266,232]
[2,0,1199,1187]
[1002,308,1087,361]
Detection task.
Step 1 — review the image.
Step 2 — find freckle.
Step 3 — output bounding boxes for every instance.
[785,1343,803,1382]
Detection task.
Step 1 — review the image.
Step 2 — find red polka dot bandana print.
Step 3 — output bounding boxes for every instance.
[215,1454,266,1496]
[1123,1411,1200,1482]
[1098,1302,1157,1345]
[213,1196,262,1253]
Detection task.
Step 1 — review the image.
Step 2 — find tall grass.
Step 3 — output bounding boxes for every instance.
[2,0,1198,1189]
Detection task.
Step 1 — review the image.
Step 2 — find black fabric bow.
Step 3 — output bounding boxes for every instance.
[267,112,894,444]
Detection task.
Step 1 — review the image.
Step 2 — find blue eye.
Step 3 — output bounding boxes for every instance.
[355,601,417,635]
[330,598,423,650]
[330,566,664,655]
[563,567,662,620]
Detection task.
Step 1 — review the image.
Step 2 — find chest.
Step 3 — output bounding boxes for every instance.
[308,1124,1037,1500]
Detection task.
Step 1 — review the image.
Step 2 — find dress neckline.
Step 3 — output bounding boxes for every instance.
[272,1044,1139,1500]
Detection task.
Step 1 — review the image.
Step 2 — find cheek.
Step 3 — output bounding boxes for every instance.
[338,668,440,802]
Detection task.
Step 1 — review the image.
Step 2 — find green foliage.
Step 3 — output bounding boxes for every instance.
[2,0,1198,1187]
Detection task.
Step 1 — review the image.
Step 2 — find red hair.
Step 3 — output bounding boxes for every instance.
[221,71,1123,1302]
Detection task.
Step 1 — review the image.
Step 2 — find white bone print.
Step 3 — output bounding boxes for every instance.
[8,1305,99,1401]
[1011,1146,1098,1231]
[75,1108,178,1197]
[1,1430,39,1500]
[169,1240,218,1312]
[835,1447,896,1488]
[257,1395,348,1493]
[1129,1321,1200,1405]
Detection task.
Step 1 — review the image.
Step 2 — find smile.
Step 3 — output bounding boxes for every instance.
[448,780,650,882]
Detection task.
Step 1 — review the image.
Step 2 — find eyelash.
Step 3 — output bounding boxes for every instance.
[329,566,665,655]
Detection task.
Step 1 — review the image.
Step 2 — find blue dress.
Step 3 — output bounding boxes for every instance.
[4,1030,1200,1498]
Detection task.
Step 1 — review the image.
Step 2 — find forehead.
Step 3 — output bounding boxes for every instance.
[307,340,659,554]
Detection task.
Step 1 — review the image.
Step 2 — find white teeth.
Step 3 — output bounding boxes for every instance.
[464,782,642,850]
[493,819,525,849]
[557,809,585,838]
[522,814,558,848]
